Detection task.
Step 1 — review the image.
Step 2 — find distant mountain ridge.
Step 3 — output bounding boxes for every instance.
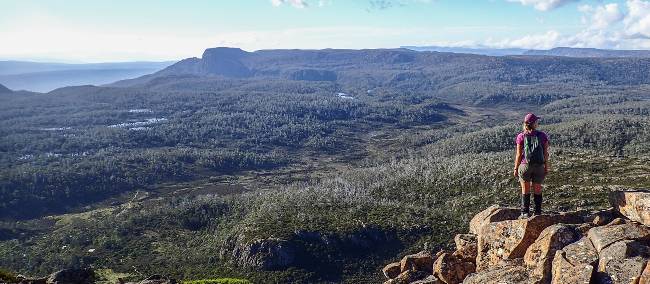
[110,46,650,92]
[523,47,650,57]
[402,46,650,58]
[401,46,528,56]
[0,60,174,92]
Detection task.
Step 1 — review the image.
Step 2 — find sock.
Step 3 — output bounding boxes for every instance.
[534,194,542,215]
[521,193,531,215]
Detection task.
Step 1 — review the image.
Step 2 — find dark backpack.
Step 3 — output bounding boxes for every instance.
[524,131,545,164]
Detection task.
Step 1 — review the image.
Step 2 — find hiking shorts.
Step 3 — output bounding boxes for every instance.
[518,163,545,184]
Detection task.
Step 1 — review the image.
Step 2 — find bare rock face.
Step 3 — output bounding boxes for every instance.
[46,268,95,284]
[411,275,443,284]
[550,237,598,284]
[469,205,520,235]
[462,263,530,284]
[587,222,650,253]
[383,262,402,279]
[453,234,478,263]
[638,262,650,284]
[596,240,650,284]
[524,224,581,283]
[476,215,562,271]
[432,252,475,284]
[400,251,435,273]
[384,270,429,284]
[586,208,619,226]
[610,190,650,226]
[227,237,296,270]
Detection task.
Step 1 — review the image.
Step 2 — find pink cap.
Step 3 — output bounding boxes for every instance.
[524,113,539,123]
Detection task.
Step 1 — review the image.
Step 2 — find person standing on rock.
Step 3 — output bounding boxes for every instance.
[513,113,549,218]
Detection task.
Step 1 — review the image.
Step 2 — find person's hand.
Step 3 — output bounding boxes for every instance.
[513,167,518,177]
[544,164,550,175]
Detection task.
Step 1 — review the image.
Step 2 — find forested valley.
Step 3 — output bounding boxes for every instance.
[1,48,650,283]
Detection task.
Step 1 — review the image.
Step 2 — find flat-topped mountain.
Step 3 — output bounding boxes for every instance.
[111,47,650,91]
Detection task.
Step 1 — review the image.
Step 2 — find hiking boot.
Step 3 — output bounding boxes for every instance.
[533,194,542,216]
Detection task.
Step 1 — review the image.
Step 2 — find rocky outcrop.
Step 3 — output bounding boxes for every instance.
[383,262,402,279]
[222,236,296,270]
[551,237,599,284]
[587,222,650,253]
[524,224,581,283]
[611,190,650,227]
[476,213,584,271]
[462,262,529,284]
[401,251,435,273]
[381,190,650,284]
[468,205,519,235]
[433,252,475,284]
[452,234,477,263]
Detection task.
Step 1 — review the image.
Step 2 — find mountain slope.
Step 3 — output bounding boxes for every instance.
[0,83,11,93]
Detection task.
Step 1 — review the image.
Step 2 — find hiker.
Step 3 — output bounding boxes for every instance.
[513,113,549,218]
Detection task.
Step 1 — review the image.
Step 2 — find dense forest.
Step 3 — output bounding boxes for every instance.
[1,48,650,283]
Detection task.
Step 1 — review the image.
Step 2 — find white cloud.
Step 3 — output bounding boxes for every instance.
[624,0,650,38]
[579,3,624,29]
[270,0,308,8]
[487,30,562,49]
[464,0,650,50]
[506,0,580,11]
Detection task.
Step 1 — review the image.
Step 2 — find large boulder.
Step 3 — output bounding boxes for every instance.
[383,262,402,279]
[432,252,475,284]
[638,262,650,284]
[400,251,435,273]
[524,224,581,283]
[462,262,529,284]
[585,208,619,226]
[610,190,650,226]
[469,205,520,235]
[595,240,650,284]
[384,270,429,284]
[453,234,478,263]
[411,275,444,284]
[587,222,650,253]
[550,237,598,284]
[476,215,569,271]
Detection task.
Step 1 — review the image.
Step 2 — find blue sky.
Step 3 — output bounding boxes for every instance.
[1,0,649,62]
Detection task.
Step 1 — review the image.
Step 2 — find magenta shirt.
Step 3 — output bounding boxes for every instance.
[516,130,549,164]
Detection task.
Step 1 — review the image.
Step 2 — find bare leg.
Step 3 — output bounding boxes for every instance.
[520,181,531,194]
[519,180,531,217]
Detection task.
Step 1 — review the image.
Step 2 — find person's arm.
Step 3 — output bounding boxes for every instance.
[543,140,550,174]
[513,143,523,177]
